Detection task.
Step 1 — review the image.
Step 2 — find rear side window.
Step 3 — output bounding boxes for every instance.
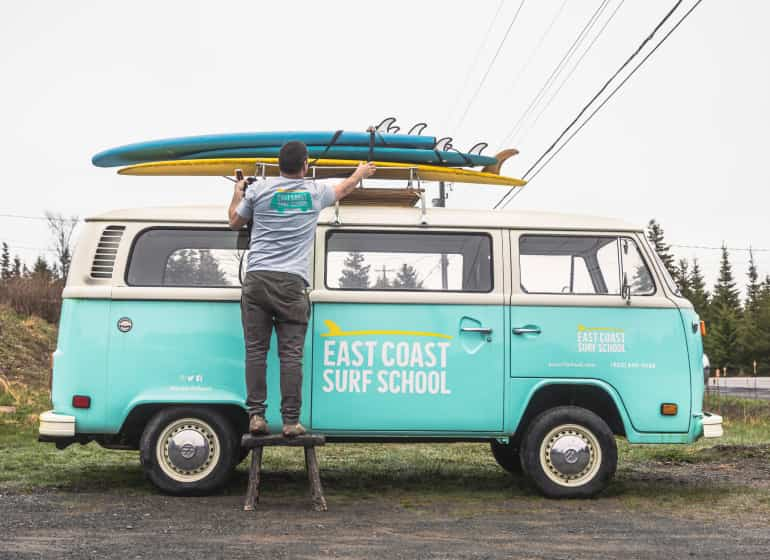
[127,229,248,287]
[325,231,493,292]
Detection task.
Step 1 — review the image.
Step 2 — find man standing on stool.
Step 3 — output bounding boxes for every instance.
[229,141,375,436]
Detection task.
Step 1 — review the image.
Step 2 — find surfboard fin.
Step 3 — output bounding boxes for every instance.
[482,149,519,175]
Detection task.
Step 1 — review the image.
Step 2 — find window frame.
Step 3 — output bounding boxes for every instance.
[517,233,656,297]
[323,229,495,294]
[124,226,249,289]
[619,235,657,297]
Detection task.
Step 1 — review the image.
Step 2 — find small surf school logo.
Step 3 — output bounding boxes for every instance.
[270,190,312,212]
[576,324,625,353]
[320,320,453,396]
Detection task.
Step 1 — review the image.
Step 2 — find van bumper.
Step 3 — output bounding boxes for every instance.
[701,411,723,438]
[38,410,76,438]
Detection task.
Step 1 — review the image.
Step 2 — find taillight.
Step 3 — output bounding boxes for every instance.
[72,395,91,409]
[700,321,707,336]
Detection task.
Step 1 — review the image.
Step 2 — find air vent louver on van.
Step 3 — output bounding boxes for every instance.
[90,225,125,279]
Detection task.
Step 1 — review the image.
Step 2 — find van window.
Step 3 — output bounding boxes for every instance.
[621,237,656,295]
[519,235,620,295]
[127,229,248,287]
[325,231,492,292]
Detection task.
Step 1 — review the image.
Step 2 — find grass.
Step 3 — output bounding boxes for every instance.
[1,391,768,518]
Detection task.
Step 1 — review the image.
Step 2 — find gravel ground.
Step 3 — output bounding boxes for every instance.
[2,453,770,560]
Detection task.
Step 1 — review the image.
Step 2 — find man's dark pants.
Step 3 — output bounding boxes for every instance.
[241,270,309,424]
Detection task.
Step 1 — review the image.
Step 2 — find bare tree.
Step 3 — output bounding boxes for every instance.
[45,212,79,281]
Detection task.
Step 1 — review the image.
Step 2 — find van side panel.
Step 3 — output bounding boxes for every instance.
[104,300,309,433]
[679,307,705,423]
[509,305,692,433]
[52,298,112,432]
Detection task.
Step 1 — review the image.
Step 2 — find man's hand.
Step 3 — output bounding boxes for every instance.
[334,161,377,201]
[355,162,376,180]
[228,169,250,229]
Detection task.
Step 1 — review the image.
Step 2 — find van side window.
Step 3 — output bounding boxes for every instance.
[325,231,492,292]
[621,237,656,295]
[519,235,620,295]
[127,229,248,287]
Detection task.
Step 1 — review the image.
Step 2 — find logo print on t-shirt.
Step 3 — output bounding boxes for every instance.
[271,190,313,213]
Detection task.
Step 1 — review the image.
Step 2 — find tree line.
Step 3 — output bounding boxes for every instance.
[0,214,77,322]
[647,219,770,376]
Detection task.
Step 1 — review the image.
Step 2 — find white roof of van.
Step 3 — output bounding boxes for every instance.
[86,205,641,232]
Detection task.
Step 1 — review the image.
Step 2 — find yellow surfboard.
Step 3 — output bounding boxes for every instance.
[117,157,526,187]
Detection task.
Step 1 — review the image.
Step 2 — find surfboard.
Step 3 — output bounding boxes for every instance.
[92,131,438,168]
[181,146,497,167]
[117,158,527,187]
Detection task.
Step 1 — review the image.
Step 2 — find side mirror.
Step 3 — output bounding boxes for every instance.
[621,272,631,305]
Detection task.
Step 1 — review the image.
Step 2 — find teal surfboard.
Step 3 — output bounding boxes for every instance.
[182,146,496,167]
[92,131,439,168]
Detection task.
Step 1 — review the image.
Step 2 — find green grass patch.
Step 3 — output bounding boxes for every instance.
[1,387,769,514]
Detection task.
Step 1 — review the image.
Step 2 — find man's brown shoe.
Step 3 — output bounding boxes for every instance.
[282,423,306,437]
[249,415,269,435]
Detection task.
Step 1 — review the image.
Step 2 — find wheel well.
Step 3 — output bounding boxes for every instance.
[119,403,248,447]
[515,384,626,441]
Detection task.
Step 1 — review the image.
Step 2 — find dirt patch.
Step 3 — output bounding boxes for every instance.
[2,453,770,560]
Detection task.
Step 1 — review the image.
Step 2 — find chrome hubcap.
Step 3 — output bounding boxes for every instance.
[156,418,220,483]
[540,424,601,487]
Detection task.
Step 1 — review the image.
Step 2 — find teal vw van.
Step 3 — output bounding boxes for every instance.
[39,205,722,498]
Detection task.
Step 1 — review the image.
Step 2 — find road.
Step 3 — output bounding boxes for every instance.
[708,377,770,400]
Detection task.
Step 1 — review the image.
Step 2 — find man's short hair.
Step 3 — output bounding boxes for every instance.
[279,141,308,175]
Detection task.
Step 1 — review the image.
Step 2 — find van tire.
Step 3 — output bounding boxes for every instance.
[139,407,238,495]
[490,440,522,474]
[520,406,616,499]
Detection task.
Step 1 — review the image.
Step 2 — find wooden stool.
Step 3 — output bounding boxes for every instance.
[241,433,327,512]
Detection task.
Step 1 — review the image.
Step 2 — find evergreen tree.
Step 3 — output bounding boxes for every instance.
[391,263,423,290]
[338,251,370,289]
[646,219,676,276]
[688,258,710,316]
[709,246,742,373]
[673,258,693,301]
[165,249,196,286]
[755,276,770,375]
[0,242,10,280]
[745,250,761,315]
[11,255,22,278]
[740,252,766,371]
[32,256,52,280]
[196,249,228,286]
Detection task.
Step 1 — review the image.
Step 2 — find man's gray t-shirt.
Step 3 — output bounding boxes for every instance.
[235,176,336,285]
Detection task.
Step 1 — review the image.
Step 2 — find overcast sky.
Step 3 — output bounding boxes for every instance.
[1,0,767,289]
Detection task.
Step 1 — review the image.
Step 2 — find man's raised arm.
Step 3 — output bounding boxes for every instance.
[333,162,376,201]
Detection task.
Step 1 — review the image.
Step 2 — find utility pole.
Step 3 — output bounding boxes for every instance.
[434,182,449,290]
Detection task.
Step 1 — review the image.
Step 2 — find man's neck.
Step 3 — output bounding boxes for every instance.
[280,173,304,180]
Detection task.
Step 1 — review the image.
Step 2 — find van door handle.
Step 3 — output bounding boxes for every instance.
[461,326,493,335]
[513,327,541,335]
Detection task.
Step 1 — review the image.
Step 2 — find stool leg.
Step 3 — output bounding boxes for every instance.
[243,446,263,511]
[304,446,327,512]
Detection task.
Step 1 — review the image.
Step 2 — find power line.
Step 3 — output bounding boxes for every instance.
[671,244,770,252]
[519,0,703,187]
[496,0,699,210]
[500,0,611,147]
[0,213,80,222]
[444,0,506,126]
[497,0,569,122]
[454,0,527,132]
[518,0,627,145]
